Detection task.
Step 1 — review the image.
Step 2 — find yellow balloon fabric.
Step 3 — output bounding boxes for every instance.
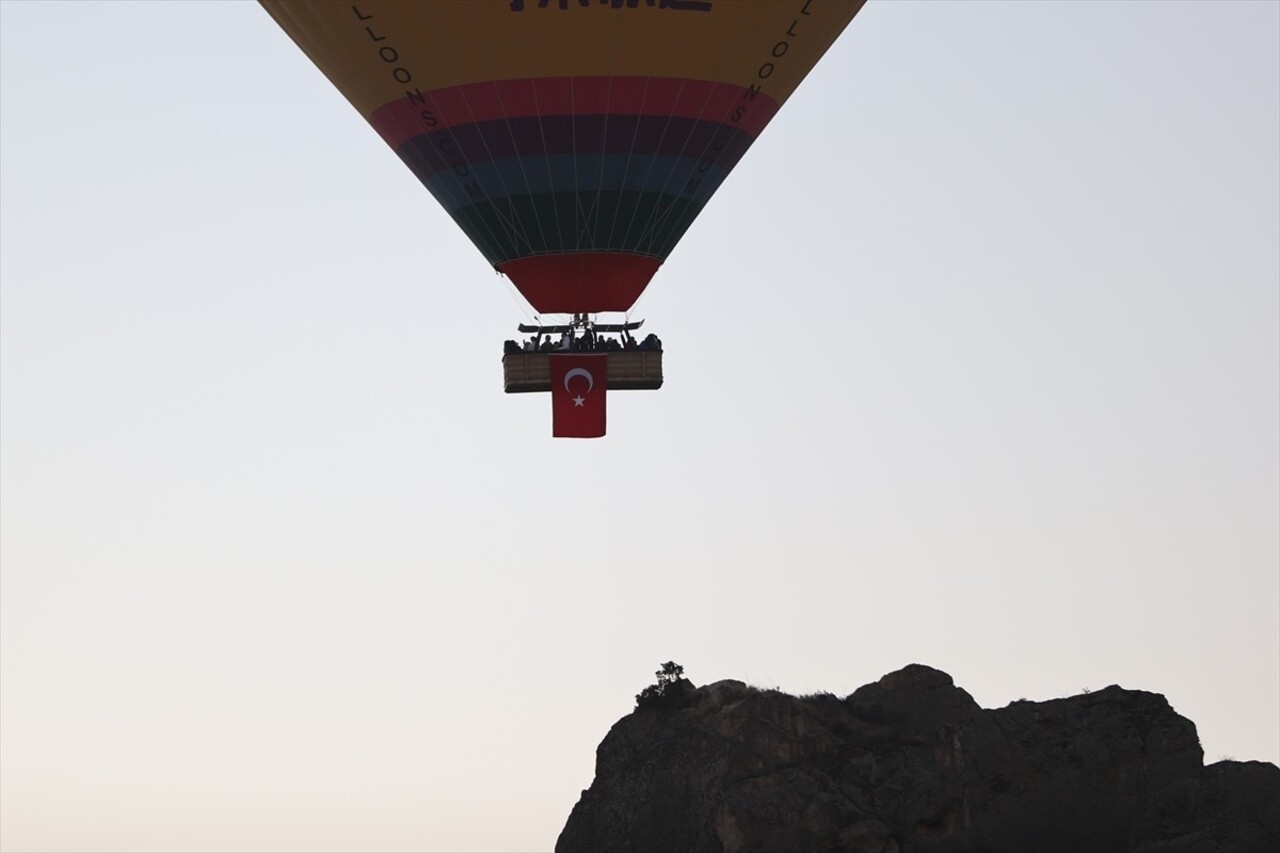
[261,0,864,312]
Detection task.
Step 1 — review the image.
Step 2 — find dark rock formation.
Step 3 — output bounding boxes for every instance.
[557,664,1279,853]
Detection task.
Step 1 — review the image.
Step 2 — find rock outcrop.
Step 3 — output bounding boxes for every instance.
[557,665,1279,853]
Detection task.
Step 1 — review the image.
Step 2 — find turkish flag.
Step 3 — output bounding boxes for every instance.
[551,354,607,438]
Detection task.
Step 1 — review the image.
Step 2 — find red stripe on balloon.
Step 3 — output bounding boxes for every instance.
[499,252,662,314]
[370,76,779,149]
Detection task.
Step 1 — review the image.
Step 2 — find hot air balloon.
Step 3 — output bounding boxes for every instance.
[261,0,864,433]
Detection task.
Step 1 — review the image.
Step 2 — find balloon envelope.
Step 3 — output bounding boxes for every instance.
[261,0,864,313]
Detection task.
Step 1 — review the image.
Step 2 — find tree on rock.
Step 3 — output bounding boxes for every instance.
[635,661,690,710]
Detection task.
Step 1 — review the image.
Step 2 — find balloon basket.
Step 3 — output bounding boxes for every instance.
[503,351,663,394]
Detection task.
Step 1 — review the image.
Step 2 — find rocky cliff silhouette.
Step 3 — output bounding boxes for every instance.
[557,665,1279,853]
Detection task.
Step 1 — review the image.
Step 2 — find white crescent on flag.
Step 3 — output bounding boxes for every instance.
[563,368,594,394]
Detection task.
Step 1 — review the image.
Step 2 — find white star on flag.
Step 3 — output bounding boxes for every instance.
[573,395,586,407]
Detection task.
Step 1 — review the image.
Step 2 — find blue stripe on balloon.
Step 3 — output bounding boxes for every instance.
[412,153,732,214]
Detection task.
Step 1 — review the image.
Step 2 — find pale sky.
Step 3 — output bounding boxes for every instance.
[1,1,1277,851]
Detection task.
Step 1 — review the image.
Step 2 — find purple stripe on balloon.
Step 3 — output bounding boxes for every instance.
[395,115,754,179]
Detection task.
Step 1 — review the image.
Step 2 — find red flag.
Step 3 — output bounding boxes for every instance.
[551,354,607,438]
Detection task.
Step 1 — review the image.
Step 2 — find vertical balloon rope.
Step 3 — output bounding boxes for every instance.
[612,4,755,258]
[394,13,501,267]
[611,71,686,258]
[609,8,703,261]
[602,72,653,255]
[510,16,566,256]
[567,15,585,273]
[569,65,585,252]
[611,76,701,261]
[464,0,552,260]
[410,2,520,266]
[635,5,760,261]
[585,25,624,258]
[431,2,528,263]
